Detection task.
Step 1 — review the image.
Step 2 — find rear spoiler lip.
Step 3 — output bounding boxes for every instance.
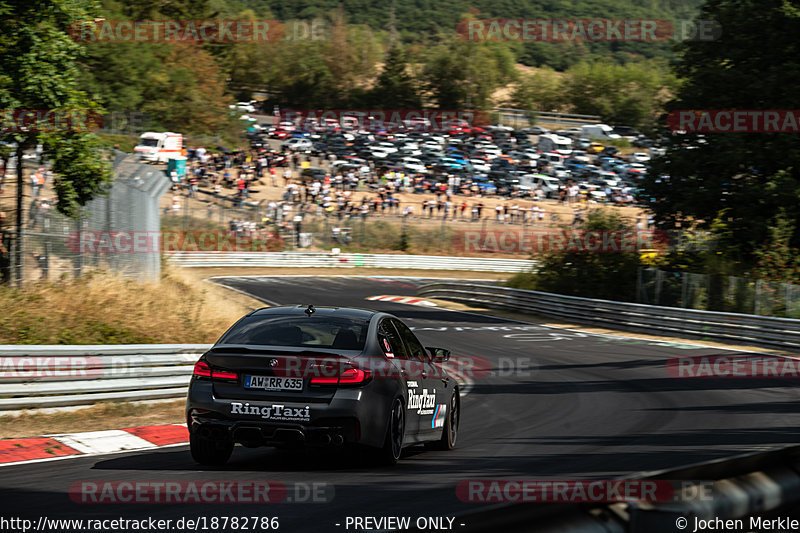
[204,345,364,358]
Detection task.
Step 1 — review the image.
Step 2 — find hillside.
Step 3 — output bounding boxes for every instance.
[236,0,705,66]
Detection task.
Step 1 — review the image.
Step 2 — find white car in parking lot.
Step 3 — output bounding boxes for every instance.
[282,138,313,152]
[401,157,428,174]
[374,142,399,154]
[469,159,491,173]
[369,147,394,159]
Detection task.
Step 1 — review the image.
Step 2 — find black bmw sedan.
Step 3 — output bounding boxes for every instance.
[186,305,460,466]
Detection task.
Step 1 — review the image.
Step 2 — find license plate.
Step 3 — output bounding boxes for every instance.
[244,375,303,392]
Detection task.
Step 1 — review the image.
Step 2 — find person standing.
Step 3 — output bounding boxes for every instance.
[571,206,584,227]
[568,181,579,205]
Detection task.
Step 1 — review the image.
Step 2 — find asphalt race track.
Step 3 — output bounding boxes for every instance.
[2,275,800,532]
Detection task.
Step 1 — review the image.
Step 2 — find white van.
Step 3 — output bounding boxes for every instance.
[134,132,183,163]
[538,134,573,154]
[580,124,621,140]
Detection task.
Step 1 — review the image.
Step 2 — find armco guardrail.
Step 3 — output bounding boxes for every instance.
[417,282,800,351]
[0,344,211,410]
[166,252,535,273]
[458,445,800,533]
[491,107,601,127]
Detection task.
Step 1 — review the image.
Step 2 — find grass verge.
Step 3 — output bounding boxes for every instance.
[0,400,186,439]
[0,267,261,344]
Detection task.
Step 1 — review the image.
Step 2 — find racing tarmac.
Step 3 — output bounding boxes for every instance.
[2,276,799,532]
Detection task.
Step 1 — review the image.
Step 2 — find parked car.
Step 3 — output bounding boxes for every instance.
[586,143,605,154]
[300,167,328,182]
[612,125,642,137]
[527,174,561,198]
[282,138,313,152]
[521,126,550,134]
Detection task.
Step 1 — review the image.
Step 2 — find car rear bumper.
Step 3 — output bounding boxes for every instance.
[186,382,388,449]
[189,414,358,448]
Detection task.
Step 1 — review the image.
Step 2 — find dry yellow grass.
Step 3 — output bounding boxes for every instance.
[0,267,261,345]
[0,401,186,438]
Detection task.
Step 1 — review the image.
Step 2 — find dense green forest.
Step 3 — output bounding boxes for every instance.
[237,0,703,67]
[80,0,697,135]
[4,0,800,298]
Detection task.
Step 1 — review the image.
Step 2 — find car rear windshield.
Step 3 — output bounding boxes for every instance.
[217,314,369,350]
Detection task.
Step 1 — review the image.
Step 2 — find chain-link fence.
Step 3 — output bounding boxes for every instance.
[159,189,576,256]
[0,151,170,284]
[637,268,800,318]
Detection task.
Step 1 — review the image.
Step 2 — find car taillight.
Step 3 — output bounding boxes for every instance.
[212,369,239,381]
[193,361,238,381]
[310,375,340,385]
[339,368,370,384]
[311,367,371,386]
[193,361,212,377]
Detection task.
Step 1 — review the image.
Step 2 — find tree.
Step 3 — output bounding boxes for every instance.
[562,59,678,128]
[264,40,339,108]
[507,210,643,301]
[323,18,382,107]
[369,45,421,109]
[139,42,237,136]
[643,0,800,264]
[422,38,516,110]
[0,0,113,285]
[79,41,166,115]
[752,210,800,284]
[117,0,215,20]
[510,67,565,112]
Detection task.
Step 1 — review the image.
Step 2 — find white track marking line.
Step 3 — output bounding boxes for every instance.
[47,430,156,454]
[0,442,189,468]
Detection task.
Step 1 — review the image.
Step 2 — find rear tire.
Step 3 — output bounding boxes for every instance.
[376,398,405,466]
[190,427,234,466]
[434,391,459,450]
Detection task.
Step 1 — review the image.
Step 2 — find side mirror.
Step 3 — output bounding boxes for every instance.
[426,347,451,362]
